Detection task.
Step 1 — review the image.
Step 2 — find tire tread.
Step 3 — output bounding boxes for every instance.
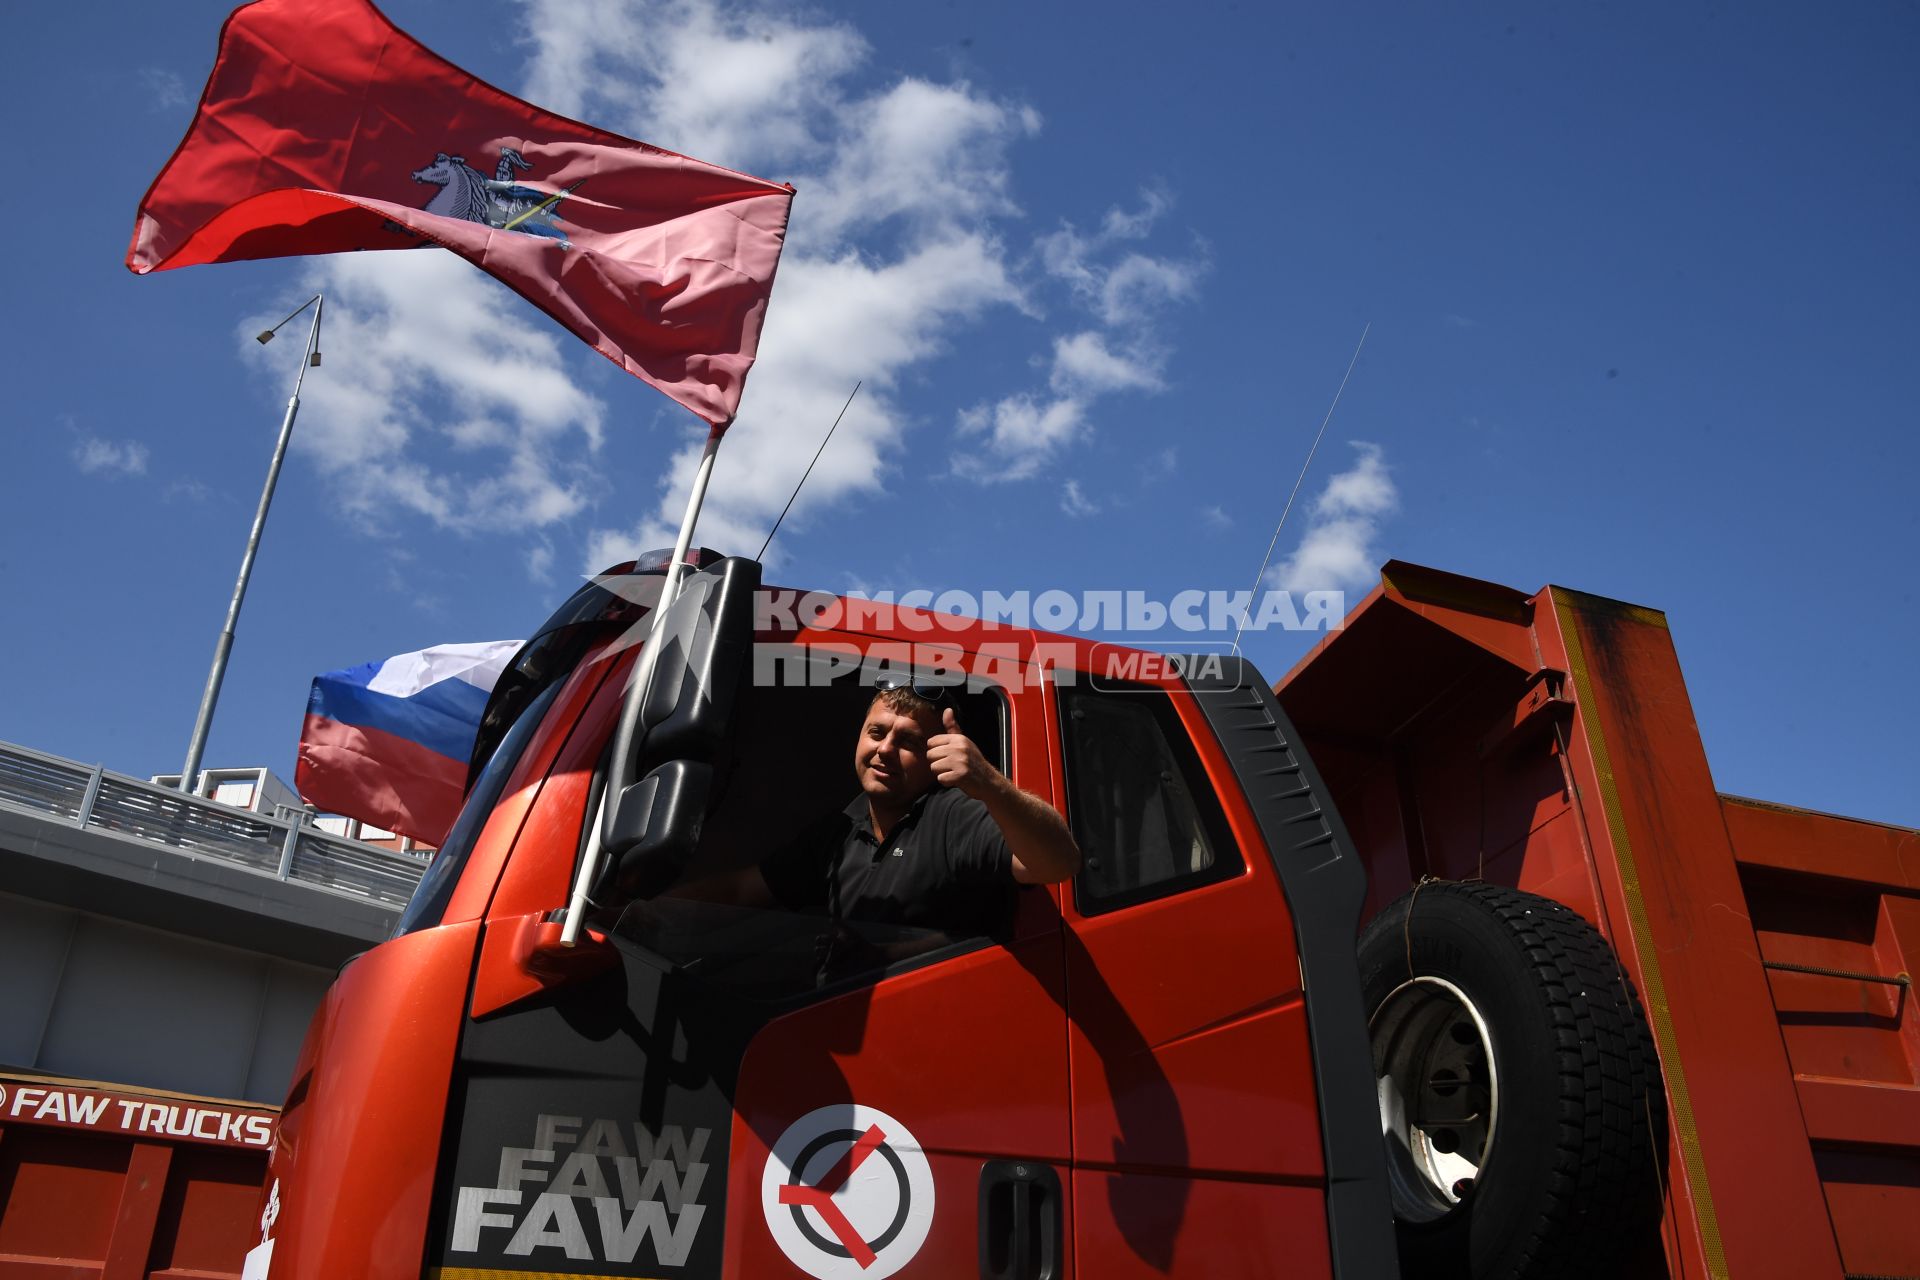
[1358,882,1666,1280]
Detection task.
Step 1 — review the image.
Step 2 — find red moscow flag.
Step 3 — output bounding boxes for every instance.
[129,0,793,427]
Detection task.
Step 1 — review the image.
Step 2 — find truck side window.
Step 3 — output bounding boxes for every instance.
[1059,682,1242,913]
[611,653,1026,999]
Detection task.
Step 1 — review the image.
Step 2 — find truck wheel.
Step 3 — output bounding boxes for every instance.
[1356,882,1664,1280]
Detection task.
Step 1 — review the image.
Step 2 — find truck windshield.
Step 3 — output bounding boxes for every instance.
[394,678,565,937]
[466,566,659,787]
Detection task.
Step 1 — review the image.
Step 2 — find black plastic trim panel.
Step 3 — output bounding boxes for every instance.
[1185,658,1399,1280]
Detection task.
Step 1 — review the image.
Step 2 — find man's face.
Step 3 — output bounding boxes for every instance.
[853,699,941,809]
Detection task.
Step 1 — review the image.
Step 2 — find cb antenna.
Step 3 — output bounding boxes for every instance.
[758,380,862,561]
[1232,322,1370,655]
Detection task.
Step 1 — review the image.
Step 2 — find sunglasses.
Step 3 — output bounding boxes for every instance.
[873,674,956,704]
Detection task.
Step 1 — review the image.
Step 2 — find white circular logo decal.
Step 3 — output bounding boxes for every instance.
[761,1104,934,1279]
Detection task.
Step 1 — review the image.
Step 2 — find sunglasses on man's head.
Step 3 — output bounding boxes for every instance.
[873,674,955,704]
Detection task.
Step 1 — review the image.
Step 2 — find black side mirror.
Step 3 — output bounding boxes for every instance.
[598,555,759,899]
[630,556,758,766]
[607,759,712,899]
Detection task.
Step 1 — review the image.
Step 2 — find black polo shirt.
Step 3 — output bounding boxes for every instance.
[762,787,1017,937]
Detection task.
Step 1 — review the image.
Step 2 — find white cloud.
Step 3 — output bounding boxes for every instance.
[1037,189,1169,285]
[1314,442,1396,518]
[1099,253,1201,327]
[1275,517,1380,592]
[1050,331,1161,396]
[953,189,1202,481]
[518,0,864,174]
[520,0,1036,245]
[266,252,605,535]
[73,436,149,477]
[952,394,1087,482]
[805,79,1040,242]
[1101,186,1172,240]
[1138,446,1178,483]
[1202,504,1231,530]
[1267,443,1397,595]
[1036,189,1204,326]
[138,68,189,111]
[1060,479,1098,517]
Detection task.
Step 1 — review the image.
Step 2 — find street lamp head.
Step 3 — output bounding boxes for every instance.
[258,293,324,349]
[310,351,322,367]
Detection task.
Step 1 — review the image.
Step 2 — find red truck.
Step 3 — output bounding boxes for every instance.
[238,556,1917,1280]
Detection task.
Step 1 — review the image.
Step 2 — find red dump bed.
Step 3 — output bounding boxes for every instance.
[1275,561,1920,1280]
[0,1072,275,1279]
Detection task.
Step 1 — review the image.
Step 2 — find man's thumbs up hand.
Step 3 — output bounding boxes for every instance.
[927,706,991,797]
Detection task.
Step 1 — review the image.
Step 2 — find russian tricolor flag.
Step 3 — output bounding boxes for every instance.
[295,640,521,846]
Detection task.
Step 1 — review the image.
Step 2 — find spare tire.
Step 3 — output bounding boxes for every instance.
[1356,882,1665,1280]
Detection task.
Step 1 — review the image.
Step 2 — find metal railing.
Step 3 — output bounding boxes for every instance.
[0,739,426,910]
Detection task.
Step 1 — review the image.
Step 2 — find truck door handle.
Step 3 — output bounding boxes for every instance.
[978,1160,1062,1280]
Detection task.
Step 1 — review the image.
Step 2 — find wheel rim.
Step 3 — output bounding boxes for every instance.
[1371,975,1499,1222]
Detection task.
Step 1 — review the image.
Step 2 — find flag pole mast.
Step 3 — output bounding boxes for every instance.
[560,419,726,944]
[178,294,324,795]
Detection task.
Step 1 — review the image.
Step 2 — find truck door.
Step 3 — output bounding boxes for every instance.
[424,640,1071,1280]
[1053,668,1386,1279]
[717,649,1072,1279]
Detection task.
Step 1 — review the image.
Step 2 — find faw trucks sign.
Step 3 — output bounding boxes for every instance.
[0,1072,276,1149]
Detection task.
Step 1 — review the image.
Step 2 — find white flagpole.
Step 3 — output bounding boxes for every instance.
[561,420,726,944]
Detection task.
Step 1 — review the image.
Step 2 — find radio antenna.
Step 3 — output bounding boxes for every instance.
[759,380,862,561]
[1232,323,1371,655]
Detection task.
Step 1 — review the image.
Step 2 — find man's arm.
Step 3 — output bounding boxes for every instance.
[926,708,1081,885]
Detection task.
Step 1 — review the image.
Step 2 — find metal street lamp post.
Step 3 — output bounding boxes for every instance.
[177,294,324,795]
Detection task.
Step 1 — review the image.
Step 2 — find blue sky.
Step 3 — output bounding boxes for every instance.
[6,0,1915,826]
